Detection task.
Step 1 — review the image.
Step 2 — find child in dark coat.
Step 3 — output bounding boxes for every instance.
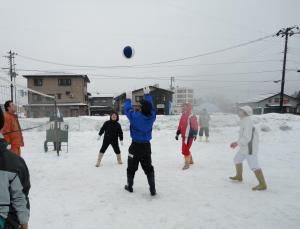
[95,111,123,167]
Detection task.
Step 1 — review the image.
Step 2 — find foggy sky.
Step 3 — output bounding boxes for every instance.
[0,0,299,102]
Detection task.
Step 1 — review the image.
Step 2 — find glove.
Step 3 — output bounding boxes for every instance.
[230,142,238,149]
[7,144,11,150]
[126,91,132,100]
[97,135,101,141]
[143,86,150,94]
[175,135,179,141]
[120,141,124,146]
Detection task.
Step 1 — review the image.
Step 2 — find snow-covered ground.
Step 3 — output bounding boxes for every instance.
[20,113,300,229]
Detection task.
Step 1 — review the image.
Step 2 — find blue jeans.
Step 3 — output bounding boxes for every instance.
[0,216,5,229]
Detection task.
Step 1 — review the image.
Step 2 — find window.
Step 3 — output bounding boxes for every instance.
[58,79,71,86]
[57,93,62,99]
[66,91,71,95]
[34,79,43,86]
[274,98,280,103]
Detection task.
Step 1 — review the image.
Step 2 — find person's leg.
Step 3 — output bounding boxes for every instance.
[187,138,194,165]
[125,143,139,192]
[111,141,122,164]
[181,138,191,170]
[95,140,109,167]
[205,128,209,142]
[199,128,204,141]
[246,155,267,191]
[230,152,245,181]
[140,143,156,196]
[10,145,21,156]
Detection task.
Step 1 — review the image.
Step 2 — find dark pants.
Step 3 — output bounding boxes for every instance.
[199,127,209,137]
[100,139,120,154]
[127,142,155,190]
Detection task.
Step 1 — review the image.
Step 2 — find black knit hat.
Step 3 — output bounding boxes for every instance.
[0,106,4,130]
[140,100,152,116]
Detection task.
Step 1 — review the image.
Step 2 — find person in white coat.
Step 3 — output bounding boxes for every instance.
[229,106,267,191]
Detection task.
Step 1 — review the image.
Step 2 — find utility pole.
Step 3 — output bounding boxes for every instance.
[4,50,17,102]
[276,26,300,113]
[170,76,175,91]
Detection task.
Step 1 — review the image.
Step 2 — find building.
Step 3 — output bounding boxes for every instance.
[237,93,300,115]
[23,74,90,117]
[89,94,114,116]
[172,86,194,114]
[114,86,173,115]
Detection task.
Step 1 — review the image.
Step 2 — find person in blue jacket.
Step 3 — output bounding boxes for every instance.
[124,87,157,196]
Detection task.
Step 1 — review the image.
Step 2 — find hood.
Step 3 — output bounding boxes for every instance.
[183,102,192,114]
[239,106,253,116]
[110,111,119,121]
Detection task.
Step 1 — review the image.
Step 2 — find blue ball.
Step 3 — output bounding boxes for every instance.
[123,46,134,58]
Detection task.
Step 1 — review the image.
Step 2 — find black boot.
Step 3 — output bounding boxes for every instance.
[125,173,134,193]
[147,173,156,196]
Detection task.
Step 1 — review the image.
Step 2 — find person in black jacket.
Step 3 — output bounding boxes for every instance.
[95,111,123,167]
[0,107,31,229]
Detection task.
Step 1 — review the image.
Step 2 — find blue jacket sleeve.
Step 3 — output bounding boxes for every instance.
[124,99,134,122]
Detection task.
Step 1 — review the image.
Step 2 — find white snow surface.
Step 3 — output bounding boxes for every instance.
[19,113,300,229]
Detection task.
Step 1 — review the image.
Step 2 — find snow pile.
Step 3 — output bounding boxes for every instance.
[260,124,271,132]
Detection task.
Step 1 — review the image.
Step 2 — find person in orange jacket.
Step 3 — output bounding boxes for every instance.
[1,100,24,156]
[175,103,199,170]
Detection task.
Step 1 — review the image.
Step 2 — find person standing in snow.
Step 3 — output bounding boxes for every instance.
[175,103,199,170]
[198,108,210,142]
[1,101,24,156]
[124,87,157,196]
[229,106,267,191]
[95,111,124,167]
[0,106,31,229]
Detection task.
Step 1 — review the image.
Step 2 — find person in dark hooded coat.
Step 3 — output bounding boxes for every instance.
[95,111,123,167]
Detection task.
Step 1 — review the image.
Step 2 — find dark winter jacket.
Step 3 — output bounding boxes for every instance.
[0,138,31,227]
[124,94,156,143]
[98,120,123,142]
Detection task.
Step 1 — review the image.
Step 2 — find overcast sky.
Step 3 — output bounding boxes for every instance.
[0,0,299,102]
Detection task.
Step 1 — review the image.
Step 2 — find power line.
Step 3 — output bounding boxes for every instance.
[14,68,285,79]
[13,59,282,71]
[17,34,276,68]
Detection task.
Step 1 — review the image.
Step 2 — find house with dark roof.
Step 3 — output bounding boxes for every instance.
[237,93,300,114]
[114,86,174,115]
[89,93,114,116]
[23,74,90,117]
